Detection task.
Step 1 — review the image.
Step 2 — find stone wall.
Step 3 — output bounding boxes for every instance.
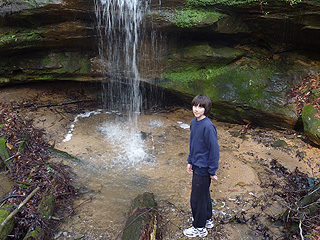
[0,0,320,130]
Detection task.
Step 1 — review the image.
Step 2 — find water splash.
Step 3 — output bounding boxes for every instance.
[98,121,150,167]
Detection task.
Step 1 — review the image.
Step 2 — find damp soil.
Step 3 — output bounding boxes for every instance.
[0,81,319,240]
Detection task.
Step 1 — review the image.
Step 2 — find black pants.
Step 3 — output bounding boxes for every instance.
[190,173,212,228]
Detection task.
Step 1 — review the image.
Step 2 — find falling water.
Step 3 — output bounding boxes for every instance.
[94,0,151,164]
[94,0,149,118]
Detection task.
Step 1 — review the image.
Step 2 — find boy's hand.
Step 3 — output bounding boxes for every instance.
[210,175,218,181]
[187,164,193,174]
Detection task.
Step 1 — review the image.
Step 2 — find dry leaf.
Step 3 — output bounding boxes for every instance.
[6,142,14,150]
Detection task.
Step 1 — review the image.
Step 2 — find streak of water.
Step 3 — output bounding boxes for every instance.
[94,0,149,118]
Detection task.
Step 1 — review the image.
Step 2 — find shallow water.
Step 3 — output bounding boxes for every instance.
[55,109,194,238]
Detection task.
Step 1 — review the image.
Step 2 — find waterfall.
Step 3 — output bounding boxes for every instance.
[94,0,151,165]
[94,0,149,118]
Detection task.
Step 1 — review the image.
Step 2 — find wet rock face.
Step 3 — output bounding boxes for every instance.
[0,0,320,129]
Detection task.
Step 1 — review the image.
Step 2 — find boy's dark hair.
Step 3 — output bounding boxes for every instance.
[191,95,212,117]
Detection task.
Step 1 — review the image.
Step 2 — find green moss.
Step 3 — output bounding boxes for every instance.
[186,0,303,7]
[271,140,288,147]
[0,34,18,44]
[0,205,14,239]
[23,227,44,240]
[186,0,258,7]
[0,29,44,48]
[0,136,10,163]
[132,192,157,209]
[161,59,292,114]
[121,214,144,240]
[38,195,55,220]
[40,53,91,74]
[302,105,320,146]
[0,77,10,83]
[180,44,244,62]
[122,192,157,240]
[47,147,82,163]
[172,7,225,28]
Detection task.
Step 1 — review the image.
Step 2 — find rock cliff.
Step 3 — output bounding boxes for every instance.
[0,0,320,131]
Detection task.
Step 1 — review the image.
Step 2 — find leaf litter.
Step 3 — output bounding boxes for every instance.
[0,102,74,240]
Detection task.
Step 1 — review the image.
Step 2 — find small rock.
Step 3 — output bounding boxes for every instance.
[54,232,62,239]
[271,140,288,148]
[229,131,240,137]
[236,182,246,187]
[74,233,85,239]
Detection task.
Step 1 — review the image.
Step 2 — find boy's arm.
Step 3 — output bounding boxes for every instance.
[205,125,220,176]
[187,163,193,174]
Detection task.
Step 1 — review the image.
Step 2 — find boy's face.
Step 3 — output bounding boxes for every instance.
[192,104,205,120]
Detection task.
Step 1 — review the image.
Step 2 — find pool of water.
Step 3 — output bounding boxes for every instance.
[55,109,194,238]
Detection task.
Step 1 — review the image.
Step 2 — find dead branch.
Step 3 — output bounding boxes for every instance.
[13,99,95,109]
[33,99,95,108]
[0,187,40,233]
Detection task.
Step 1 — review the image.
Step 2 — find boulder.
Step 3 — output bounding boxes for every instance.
[302,104,320,146]
[121,192,161,240]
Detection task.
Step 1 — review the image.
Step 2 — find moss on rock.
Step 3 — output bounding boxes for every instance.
[161,51,299,128]
[186,0,302,7]
[40,53,91,74]
[302,104,320,146]
[38,195,55,220]
[121,192,160,240]
[171,7,226,28]
[0,205,14,240]
[0,28,45,50]
[23,227,44,240]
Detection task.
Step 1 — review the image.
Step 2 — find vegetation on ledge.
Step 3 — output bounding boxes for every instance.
[186,0,304,7]
[172,8,226,28]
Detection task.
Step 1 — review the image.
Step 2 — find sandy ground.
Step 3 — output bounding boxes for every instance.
[1,81,319,240]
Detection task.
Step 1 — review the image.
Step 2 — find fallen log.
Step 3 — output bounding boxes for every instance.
[296,182,320,209]
[283,182,320,237]
[121,192,162,240]
[47,147,82,163]
[16,99,95,109]
[283,182,320,221]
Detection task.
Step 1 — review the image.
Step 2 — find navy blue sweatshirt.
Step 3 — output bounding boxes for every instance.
[187,117,220,176]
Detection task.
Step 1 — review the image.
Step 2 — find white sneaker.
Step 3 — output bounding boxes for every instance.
[205,219,214,229]
[183,226,208,237]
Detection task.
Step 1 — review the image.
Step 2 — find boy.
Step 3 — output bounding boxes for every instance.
[183,95,220,238]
